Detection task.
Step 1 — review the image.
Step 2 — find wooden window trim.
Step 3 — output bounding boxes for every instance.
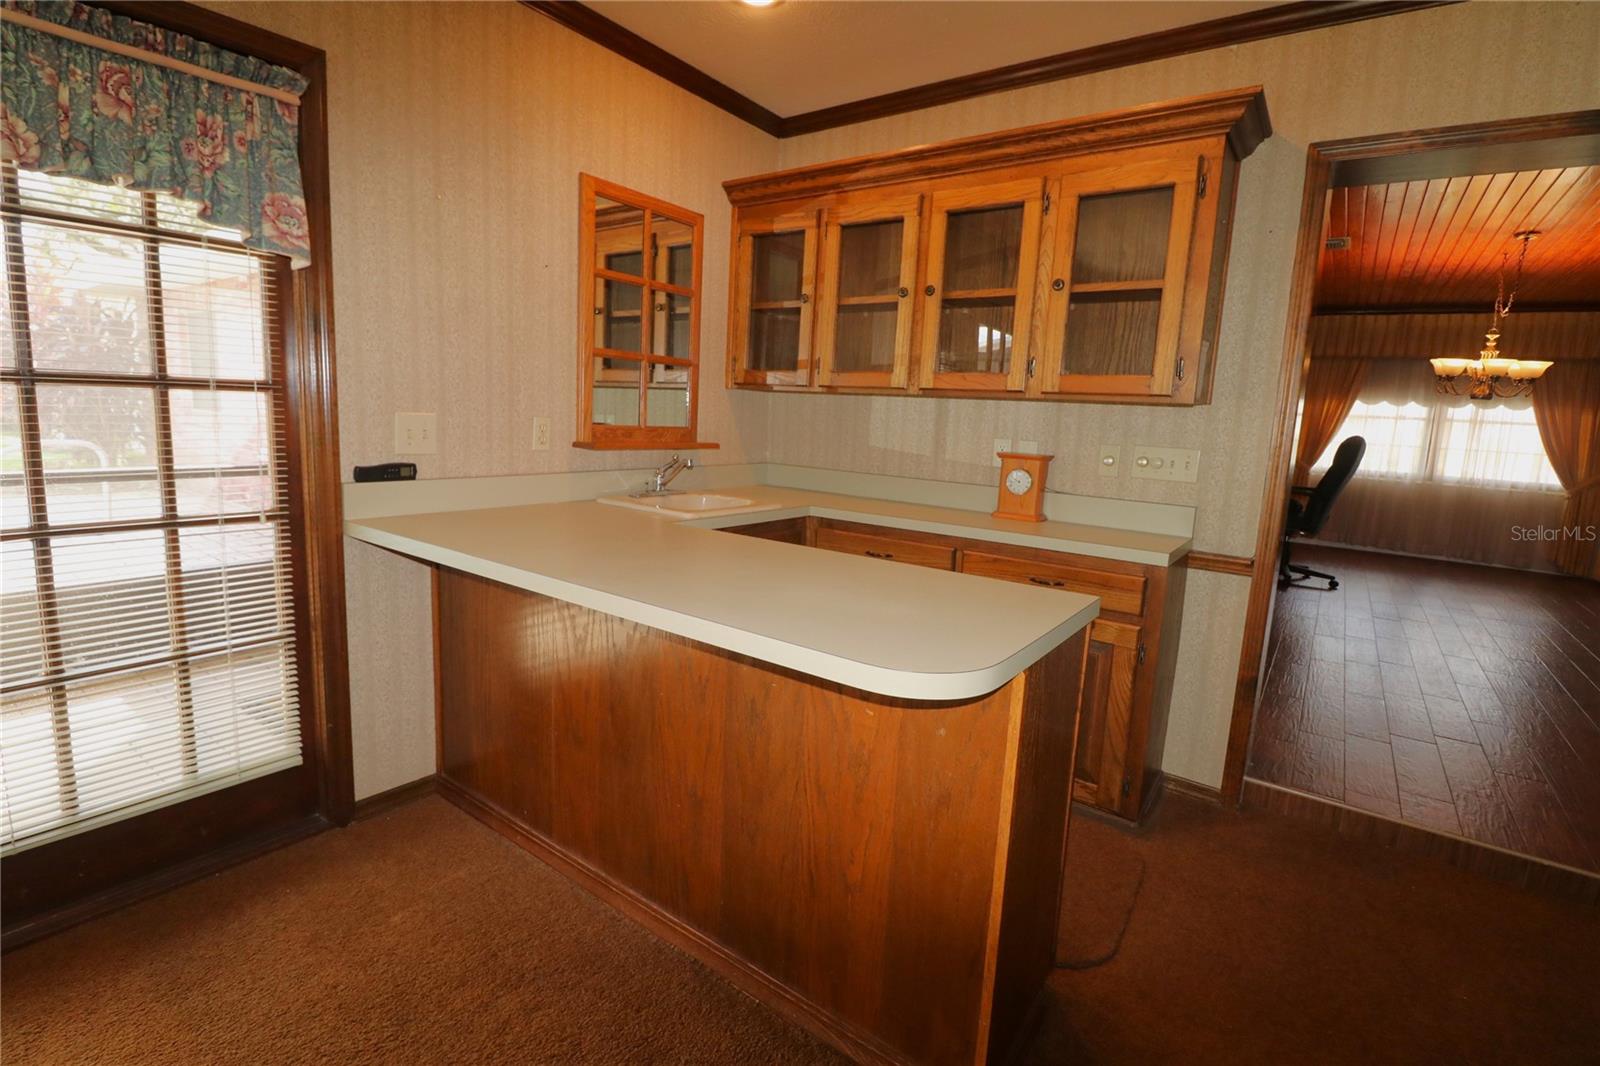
[2,1,352,949]
[575,174,715,451]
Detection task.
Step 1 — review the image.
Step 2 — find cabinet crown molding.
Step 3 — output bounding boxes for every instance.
[724,86,1270,207]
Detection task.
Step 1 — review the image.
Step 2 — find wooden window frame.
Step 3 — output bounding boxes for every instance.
[575,174,715,451]
[1,1,352,949]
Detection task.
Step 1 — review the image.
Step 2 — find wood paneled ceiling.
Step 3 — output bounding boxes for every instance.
[1316,165,1600,310]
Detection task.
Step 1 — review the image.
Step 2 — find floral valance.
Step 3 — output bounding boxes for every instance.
[0,0,311,265]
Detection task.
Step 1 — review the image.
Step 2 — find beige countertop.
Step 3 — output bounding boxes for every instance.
[343,485,1160,700]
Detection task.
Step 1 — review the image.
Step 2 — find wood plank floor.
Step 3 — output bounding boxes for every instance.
[1248,545,1600,874]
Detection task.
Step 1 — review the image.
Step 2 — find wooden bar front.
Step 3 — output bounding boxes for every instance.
[432,567,1087,1065]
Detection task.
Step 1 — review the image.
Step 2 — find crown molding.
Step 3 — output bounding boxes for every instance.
[724,86,1270,207]
[525,1,1453,140]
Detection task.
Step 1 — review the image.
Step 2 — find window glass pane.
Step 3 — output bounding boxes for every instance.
[17,170,142,224]
[2,246,15,370]
[179,524,288,654]
[1436,404,1562,487]
[594,197,644,278]
[169,389,273,517]
[748,308,800,373]
[652,293,692,360]
[652,216,694,287]
[834,306,898,374]
[645,369,690,428]
[154,193,247,241]
[838,219,903,299]
[936,299,1014,376]
[0,691,63,842]
[2,384,26,528]
[595,277,644,354]
[22,222,152,374]
[751,232,806,302]
[1,539,44,684]
[51,530,172,676]
[159,245,267,380]
[592,357,640,426]
[37,384,160,525]
[1314,400,1429,477]
[191,645,297,777]
[1061,293,1160,377]
[66,665,184,819]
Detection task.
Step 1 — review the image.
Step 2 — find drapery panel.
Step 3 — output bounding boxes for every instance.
[0,0,310,265]
[1532,360,1600,580]
[1306,359,1569,572]
[1292,356,1367,484]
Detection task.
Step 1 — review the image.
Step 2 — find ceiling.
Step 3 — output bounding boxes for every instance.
[1316,165,1600,310]
[584,1,1272,117]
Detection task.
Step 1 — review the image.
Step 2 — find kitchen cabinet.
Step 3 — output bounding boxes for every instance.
[729,208,819,387]
[729,515,1186,821]
[814,193,922,388]
[722,87,1266,405]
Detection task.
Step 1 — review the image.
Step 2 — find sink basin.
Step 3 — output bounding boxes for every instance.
[597,493,782,519]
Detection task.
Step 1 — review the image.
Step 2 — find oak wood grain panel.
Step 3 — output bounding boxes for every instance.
[815,525,956,570]
[433,567,1085,1066]
[721,515,812,545]
[961,550,1145,615]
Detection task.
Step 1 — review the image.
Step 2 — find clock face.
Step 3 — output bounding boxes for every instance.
[1005,468,1034,496]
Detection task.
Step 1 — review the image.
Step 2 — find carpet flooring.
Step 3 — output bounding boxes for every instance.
[4,792,1596,1065]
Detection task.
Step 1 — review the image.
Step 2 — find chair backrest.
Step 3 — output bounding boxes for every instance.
[1296,436,1366,536]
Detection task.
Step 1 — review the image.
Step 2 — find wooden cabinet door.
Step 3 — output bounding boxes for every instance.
[815,194,922,389]
[1073,618,1142,814]
[1039,154,1204,398]
[916,179,1044,393]
[730,210,820,387]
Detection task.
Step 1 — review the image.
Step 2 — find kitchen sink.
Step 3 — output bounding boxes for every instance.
[597,493,782,519]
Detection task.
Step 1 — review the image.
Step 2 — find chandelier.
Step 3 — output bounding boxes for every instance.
[1430,230,1552,399]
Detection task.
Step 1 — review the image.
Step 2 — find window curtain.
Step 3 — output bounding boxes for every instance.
[1307,360,1567,572]
[1532,360,1600,580]
[1292,356,1367,484]
[0,0,310,265]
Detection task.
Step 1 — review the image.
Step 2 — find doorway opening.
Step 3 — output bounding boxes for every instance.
[1226,111,1600,875]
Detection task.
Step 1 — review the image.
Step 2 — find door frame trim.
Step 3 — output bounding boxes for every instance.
[1218,107,1600,802]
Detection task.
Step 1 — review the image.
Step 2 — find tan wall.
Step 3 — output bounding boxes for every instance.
[207,1,1599,796]
[766,1,1600,786]
[205,0,780,797]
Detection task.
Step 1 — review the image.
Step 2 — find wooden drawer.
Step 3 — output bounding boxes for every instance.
[960,551,1146,615]
[815,526,956,570]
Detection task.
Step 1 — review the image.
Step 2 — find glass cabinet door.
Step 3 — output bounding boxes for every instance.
[814,195,921,388]
[1040,156,1202,397]
[732,211,819,387]
[916,179,1044,392]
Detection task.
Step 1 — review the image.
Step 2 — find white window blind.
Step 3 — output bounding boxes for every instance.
[0,166,301,855]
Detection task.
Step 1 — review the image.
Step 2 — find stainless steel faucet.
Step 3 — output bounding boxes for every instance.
[634,454,693,497]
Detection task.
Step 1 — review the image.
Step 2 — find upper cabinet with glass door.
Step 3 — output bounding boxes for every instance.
[721,87,1266,406]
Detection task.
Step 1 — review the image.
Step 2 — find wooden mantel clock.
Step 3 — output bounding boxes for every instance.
[994,453,1052,522]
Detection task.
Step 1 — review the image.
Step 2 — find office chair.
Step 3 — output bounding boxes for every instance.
[1279,435,1366,591]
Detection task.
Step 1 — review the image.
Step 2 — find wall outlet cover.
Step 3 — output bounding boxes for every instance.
[1130,445,1200,483]
[532,416,552,451]
[394,412,437,455]
[992,438,1011,466]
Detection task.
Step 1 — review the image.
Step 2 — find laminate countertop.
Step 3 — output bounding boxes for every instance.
[344,486,1189,700]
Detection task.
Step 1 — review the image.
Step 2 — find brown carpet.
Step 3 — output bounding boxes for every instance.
[4,793,1596,1065]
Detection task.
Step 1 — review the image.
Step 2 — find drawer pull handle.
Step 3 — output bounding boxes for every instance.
[865,550,895,560]
[1028,576,1065,588]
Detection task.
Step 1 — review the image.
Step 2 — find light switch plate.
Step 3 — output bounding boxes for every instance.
[531,416,551,451]
[394,412,437,455]
[1130,445,1200,483]
[992,438,1011,466]
[1097,445,1120,478]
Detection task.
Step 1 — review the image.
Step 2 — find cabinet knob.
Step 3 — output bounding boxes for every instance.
[898,287,909,298]
[865,550,894,560]
[593,307,603,316]
[924,284,936,297]
[800,293,810,304]
[1051,278,1065,292]
[1028,576,1066,588]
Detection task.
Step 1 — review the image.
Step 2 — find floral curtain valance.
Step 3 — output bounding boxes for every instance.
[1,0,311,266]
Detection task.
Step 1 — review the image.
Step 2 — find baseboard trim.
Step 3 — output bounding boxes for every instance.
[1,813,329,952]
[1241,778,1600,904]
[434,775,910,1066]
[352,776,438,821]
[1161,774,1225,805]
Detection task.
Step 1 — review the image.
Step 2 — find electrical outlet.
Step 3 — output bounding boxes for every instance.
[1097,445,1120,478]
[1129,446,1200,483]
[394,412,437,455]
[992,438,1011,466]
[531,416,551,451]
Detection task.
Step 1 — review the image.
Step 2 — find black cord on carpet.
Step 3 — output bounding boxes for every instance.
[1055,856,1147,971]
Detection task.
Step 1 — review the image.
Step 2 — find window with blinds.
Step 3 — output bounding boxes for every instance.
[0,165,302,855]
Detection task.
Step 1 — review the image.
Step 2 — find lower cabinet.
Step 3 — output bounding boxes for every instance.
[728,516,1186,821]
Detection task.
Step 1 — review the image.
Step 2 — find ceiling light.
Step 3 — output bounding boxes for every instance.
[738,0,782,7]
[1430,230,1552,400]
